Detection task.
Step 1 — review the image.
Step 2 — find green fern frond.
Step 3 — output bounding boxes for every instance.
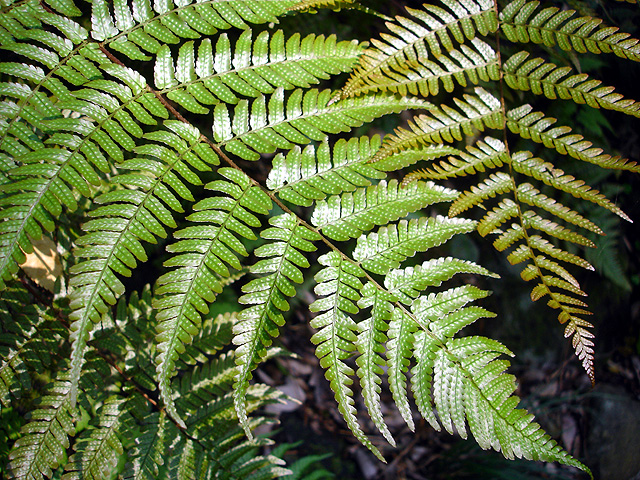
[120,410,167,480]
[370,144,462,173]
[404,136,508,182]
[154,31,362,114]
[347,37,500,98]
[309,251,383,460]
[371,89,503,165]
[267,137,385,207]
[154,167,271,428]
[341,0,498,98]
[63,396,132,480]
[501,0,640,62]
[212,88,433,160]
[356,282,396,446]
[506,104,640,172]
[233,213,319,437]
[353,216,477,275]
[91,0,299,56]
[385,257,499,304]
[450,171,513,217]
[311,179,459,241]
[67,121,217,409]
[504,52,640,117]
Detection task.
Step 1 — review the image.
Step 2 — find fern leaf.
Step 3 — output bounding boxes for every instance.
[213,88,433,160]
[504,52,640,117]
[154,167,271,428]
[233,213,319,437]
[267,136,385,207]
[121,411,169,480]
[311,179,459,241]
[353,216,477,275]
[356,282,396,445]
[67,121,217,409]
[371,89,503,164]
[507,104,640,172]
[501,0,640,62]
[405,136,508,182]
[155,31,362,113]
[370,144,462,173]
[385,257,499,304]
[309,251,383,460]
[342,0,498,98]
[62,396,131,480]
[512,151,631,221]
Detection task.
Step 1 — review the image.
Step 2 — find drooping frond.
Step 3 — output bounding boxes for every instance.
[506,104,640,172]
[67,121,218,408]
[503,52,640,117]
[212,88,433,160]
[154,167,272,427]
[154,31,362,114]
[341,0,499,98]
[353,216,477,275]
[267,136,385,207]
[501,0,640,62]
[371,89,503,165]
[233,213,320,437]
[311,179,459,241]
[309,251,382,460]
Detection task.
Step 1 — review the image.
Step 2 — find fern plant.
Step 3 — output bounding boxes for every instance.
[1,0,638,477]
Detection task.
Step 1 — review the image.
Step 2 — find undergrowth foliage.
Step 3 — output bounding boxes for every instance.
[1,0,638,477]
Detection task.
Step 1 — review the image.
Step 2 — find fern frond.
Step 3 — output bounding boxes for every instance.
[504,52,640,117]
[120,410,168,480]
[267,137,385,207]
[154,167,271,428]
[385,257,499,304]
[353,216,477,275]
[354,37,500,98]
[309,251,383,460]
[0,286,64,408]
[311,179,459,241]
[404,136,508,182]
[501,0,640,62]
[512,151,631,221]
[67,121,217,409]
[213,88,433,160]
[91,0,299,56]
[371,89,503,165]
[450,171,514,217]
[233,213,320,437]
[370,144,462,173]
[356,282,396,446]
[63,396,132,480]
[342,0,498,98]
[506,104,640,172]
[154,31,362,113]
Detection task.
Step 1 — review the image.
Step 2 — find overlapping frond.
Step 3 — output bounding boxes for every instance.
[504,52,640,117]
[506,104,640,172]
[154,31,362,113]
[67,121,218,408]
[501,0,640,62]
[311,179,459,241]
[267,136,385,207]
[309,251,382,459]
[233,213,319,436]
[0,286,64,409]
[353,216,477,275]
[342,0,499,98]
[154,167,271,427]
[91,0,299,57]
[212,88,433,160]
[370,88,503,165]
